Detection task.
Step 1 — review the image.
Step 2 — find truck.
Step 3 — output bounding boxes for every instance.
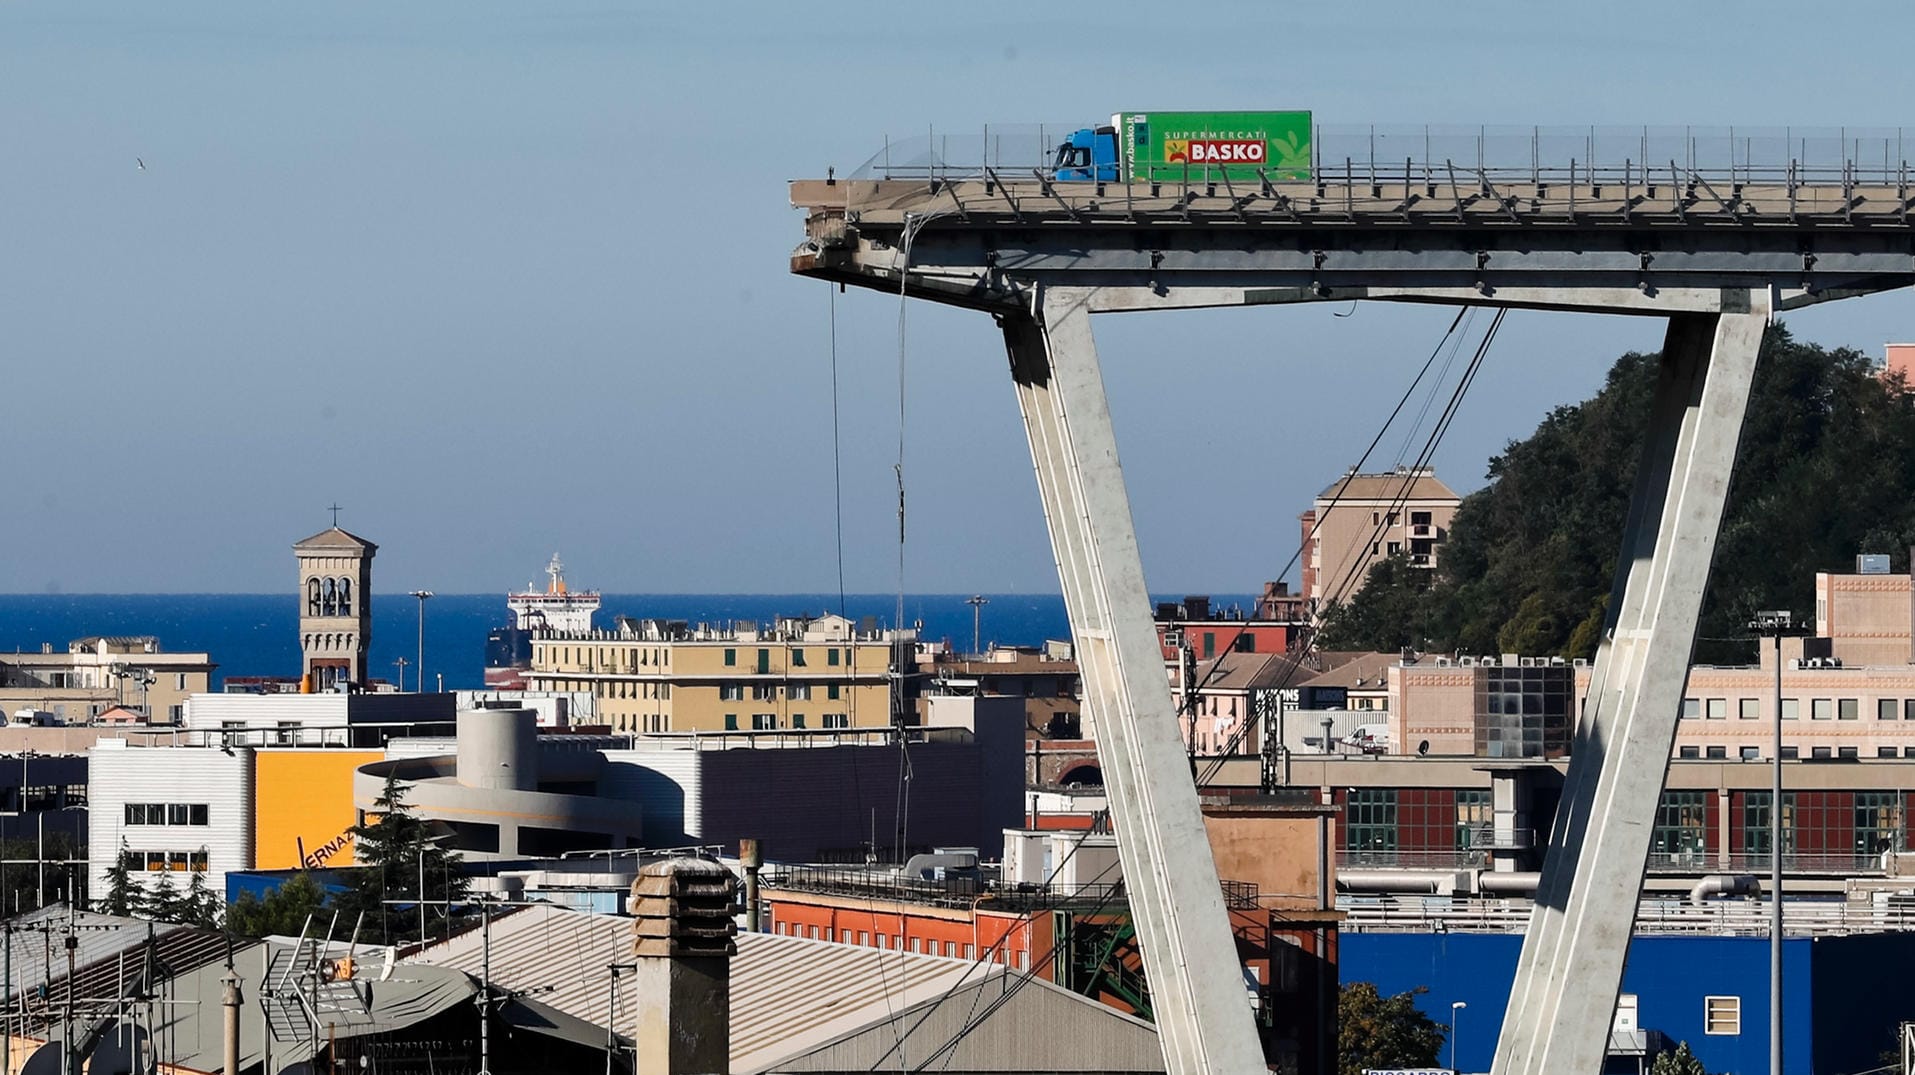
[1052,111,1313,184]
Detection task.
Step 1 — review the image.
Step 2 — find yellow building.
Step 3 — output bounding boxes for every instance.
[253,749,384,868]
[525,613,902,734]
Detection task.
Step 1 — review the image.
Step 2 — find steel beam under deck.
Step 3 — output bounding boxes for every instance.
[1493,292,1769,1075]
[1003,287,1267,1075]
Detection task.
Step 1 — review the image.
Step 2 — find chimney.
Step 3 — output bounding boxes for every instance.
[632,857,738,1075]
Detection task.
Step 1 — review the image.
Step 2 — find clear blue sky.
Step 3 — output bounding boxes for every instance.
[4,1,1913,594]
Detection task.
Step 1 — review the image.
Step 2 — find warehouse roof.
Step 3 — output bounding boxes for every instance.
[416,904,1164,1073]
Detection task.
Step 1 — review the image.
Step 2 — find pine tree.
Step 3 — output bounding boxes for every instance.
[96,839,139,918]
[181,861,220,928]
[338,772,468,945]
[227,872,330,938]
[141,870,182,924]
[1650,1041,1706,1075]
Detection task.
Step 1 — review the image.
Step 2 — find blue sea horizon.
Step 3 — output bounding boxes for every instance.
[0,592,1259,689]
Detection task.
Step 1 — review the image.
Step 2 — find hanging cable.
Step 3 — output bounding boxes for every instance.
[1168,307,1471,752]
[1195,307,1507,787]
[829,285,848,619]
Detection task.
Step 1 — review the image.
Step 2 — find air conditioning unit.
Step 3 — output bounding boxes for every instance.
[1481,656,1498,667]
[1830,657,1844,668]
[1572,658,1589,668]
[1434,657,1453,667]
[1549,656,1567,666]
[1460,657,1476,667]
[1519,657,1539,668]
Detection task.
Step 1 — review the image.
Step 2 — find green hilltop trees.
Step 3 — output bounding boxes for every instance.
[1321,326,1915,664]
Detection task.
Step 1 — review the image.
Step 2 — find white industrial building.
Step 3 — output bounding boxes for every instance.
[86,740,253,900]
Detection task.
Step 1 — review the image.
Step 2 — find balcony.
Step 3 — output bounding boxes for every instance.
[1408,554,1434,568]
[1410,524,1435,539]
[1464,825,1535,851]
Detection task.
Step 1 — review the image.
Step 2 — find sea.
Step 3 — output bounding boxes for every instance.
[0,592,1258,689]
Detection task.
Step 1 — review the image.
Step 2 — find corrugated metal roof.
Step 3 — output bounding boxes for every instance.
[414,905,1119,1073]
[0,905,188,998]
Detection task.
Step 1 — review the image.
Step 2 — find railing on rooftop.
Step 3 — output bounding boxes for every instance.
[763,865,1261,912]
[848,123,1913,189]
[1339,893,1915,937]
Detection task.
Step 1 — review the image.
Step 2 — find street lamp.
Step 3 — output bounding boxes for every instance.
[965,595,989,656]
[1748,609,1806,1075]
[394,657,409,693]
[408,591,434,693]
[1449,1000,1467,1072]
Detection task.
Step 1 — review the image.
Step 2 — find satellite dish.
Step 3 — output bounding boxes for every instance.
[1417,739,1431,757]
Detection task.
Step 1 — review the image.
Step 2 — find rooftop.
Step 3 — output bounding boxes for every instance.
[1316,466,1459,503]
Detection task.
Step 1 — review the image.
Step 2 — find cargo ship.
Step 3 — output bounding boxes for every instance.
[483,554,601,688]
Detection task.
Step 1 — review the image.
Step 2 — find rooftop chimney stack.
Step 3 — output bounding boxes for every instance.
[632,857,738,1075]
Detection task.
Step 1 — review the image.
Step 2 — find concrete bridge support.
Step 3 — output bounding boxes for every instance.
[1493,290,1770,1075]
[1002,285,1267,1075]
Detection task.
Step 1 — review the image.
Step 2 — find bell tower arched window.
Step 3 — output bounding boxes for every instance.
[323,578,337,616]
[307,578,322,616]
[337,578,352,616]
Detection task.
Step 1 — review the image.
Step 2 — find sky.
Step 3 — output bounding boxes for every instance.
[4,1,1915,595]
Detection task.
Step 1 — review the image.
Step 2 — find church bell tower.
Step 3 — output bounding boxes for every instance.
[294,520,377,691]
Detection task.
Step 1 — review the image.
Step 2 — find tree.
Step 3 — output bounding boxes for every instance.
[226,872,331,938]
[1321,326,1915,665]
[1337,982,1445,1075]
[1650,1040,1706,1075]
[96,839,139,918]
[178,863,221,928]
[141,870,182,924]
[335,772,468,945]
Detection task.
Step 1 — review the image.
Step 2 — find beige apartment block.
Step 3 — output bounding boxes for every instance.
[1815,568,1912,666]
[0,636,213,725]
[526,613,899,735]
[1301,466,1460,608]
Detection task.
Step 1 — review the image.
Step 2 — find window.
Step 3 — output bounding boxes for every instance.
[751,713,776,730]
[175,673,187,691]
[1411,510,1431,526]
[828,684,841,700]
[790,684,811,701]
[792,715,805,729]
[1812,698,1832,721]
[1839,698,1859,721]
[1344,790,1398,864]
[1386,541,1401,555]
[1782,699,1800,720]
[190,851,209,872]
[1811,746,1832,759]
[145,852,166,871]
[168,804,190,825]
[1705,746,1727,759]
[1881,699,1900,721]
[792,649,807,667]
[1838,746,1859,759]
[724,649,736,667]
[1681,698,1700,719]
[1678,746,1700,759]
[828,649,840,666]
[1650,791,1708,867]
[756,649,770,674]
[1455,789,1491,849]
[190,804,208,826]
[1741,746,1761,760]
[720,684,743,701]
[1705,698,1727,720]
[1781,746,1799,759]
[823,713,849,729]
[1906,698,1915,721]
[1740,698,1760,720]
[1880,747,1900,758]
[1704,996,1741,1035]
[750,684,775,702]
[724,714,738,731]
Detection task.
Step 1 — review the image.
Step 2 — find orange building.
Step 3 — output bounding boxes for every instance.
[253,749,384,869]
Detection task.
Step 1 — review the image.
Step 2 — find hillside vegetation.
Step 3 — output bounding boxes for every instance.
[1318,326,1915,665]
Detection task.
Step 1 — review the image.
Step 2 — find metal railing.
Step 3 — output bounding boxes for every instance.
[849,123,1914,190]
[762,866,1262,912]
[1338,848,1488,870]
[1340,893,1915,936]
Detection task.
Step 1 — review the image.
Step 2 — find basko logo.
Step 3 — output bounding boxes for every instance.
[1165,138,1266,164]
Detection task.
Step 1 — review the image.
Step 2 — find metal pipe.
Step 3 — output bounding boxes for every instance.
[221,970,241,1075]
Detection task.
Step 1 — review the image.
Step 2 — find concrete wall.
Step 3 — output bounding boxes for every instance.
[1202,799,1334,911]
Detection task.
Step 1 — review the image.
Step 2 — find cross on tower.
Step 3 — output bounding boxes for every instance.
[328,503,342,528]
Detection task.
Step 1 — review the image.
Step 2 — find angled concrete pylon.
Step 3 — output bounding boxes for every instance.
[1494,290,1771,1075]
[1002,285,1267,1075]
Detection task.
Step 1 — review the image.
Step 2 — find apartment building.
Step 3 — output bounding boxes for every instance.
[1299,466,1459,607]
[0,636,214,725]
[525,613,902,734]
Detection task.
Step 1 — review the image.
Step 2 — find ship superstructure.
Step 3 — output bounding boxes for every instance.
[486,554,600,688]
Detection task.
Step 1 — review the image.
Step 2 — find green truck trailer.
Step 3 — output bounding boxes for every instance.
[1052,110,1313,183]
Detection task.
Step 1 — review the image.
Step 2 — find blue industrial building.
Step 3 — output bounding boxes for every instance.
[1341,931,1913,1074]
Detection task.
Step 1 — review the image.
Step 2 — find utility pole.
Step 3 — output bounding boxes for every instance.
[408,591,434,693]
[964,595,989,656]
[1749,610,1806,1075]
[394,657,408,694]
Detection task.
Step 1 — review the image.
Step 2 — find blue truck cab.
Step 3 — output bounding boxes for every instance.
[1052,125,1120,182]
